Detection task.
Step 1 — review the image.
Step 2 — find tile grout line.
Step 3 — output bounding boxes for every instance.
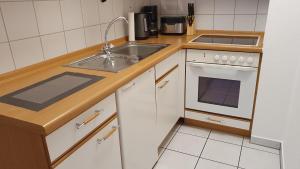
[201,157,239,168]
[193,129,212,169]
[58,0,69,53]
[237,137,244,168]
[32,0,46,60]
[254,0,261,31]
[0,3,17,70]
[79,0,87,48]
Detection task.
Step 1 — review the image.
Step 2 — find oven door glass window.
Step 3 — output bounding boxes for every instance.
[198,77,241,108]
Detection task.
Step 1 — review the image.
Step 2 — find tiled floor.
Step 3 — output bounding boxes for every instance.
[154,124,281,169]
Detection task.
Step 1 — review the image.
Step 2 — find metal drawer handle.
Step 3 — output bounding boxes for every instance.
[158,80,169,89]
[122,82,135,91]
[76,109,103,129]
[97,125,119,144]
[206,117,223,123]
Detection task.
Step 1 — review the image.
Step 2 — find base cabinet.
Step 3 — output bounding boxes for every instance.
[116,68,157,169]
[156,67,180,145]
[55,118,122,169]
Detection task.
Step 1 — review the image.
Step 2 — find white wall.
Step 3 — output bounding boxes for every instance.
[150,0,269,31]
[252,0,300,168]
[0,0,149,74]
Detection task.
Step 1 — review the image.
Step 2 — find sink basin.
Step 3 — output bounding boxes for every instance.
[66,43,168,72]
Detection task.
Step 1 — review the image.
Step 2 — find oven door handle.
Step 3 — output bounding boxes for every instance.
[188,62,257,72]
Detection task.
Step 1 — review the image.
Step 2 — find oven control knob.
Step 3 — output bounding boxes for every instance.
[214,55,220,61]
[230,56,236,62]
[222,55,228,62]
[238,56,245,63]
[247,57,254,64]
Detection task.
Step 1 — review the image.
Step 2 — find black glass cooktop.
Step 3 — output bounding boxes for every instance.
[192,35,259,46]
[0,72,104,111]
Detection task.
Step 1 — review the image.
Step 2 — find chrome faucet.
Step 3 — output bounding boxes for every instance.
[103,16,129,56]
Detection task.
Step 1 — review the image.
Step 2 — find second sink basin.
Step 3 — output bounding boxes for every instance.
[66,43,168,72]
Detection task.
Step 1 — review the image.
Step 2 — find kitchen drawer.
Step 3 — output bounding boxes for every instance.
[186,49,205,62]
[155,52,179,80]
[55,118,122,169]
[185,110,250,130]
[46,94,116,162]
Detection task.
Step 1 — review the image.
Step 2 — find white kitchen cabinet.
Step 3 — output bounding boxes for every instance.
[116,68,157,169]
[156,67,180,145]
[55,118,122,169]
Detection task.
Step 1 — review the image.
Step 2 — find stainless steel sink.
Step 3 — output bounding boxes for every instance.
[66,43,168,72]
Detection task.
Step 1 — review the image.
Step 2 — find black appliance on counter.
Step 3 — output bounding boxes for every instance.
[134,13,150,40]
[160,16,187,35]
[141,5,159,37]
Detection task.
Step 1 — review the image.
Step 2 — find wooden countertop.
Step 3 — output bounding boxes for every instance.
[0,30,264,135]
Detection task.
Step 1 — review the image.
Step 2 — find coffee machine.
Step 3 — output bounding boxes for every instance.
[141,5,159,37]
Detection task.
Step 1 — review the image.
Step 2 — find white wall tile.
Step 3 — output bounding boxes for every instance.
[114,22,127,39]
[101,23,115,42]
[41,32,67,60]
[65,28,86,52]
[214,0,235,14]
[98,0,114,24]
[195,0,214,14]
[255,14,267,31]
[0,12,7,43]
[195,15,213,30]
[113,0,125,17]
[1,2,39,41]
[161,0,178,15]
[84,25,102,47]
[214,15,234,30]
[10,37,44,68]
[81,0,100,26]
[234,15,256,31]
[60,0,83,30]
[235,0,259,14]
[0,43,15,73]
[34,1,64,35]
[257,0,269,14]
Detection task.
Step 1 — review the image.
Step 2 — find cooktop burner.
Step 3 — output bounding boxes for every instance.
[192,35,259,46]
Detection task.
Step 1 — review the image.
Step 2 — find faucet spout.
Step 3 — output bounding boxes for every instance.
[103,16,129,55]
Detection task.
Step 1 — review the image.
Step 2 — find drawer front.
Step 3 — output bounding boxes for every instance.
[155,52,179,80]
[185,110,250,130]
[46,94,116,162]
[55,118,122,169]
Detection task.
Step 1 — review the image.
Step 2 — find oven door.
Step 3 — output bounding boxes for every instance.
[186,62,258,119]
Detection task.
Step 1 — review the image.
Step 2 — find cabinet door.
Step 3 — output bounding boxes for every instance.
[116,68,157,169]
[156,67,180,145]
[55,118,122,169]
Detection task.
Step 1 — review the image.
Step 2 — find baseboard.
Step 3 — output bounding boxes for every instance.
[251,135,281,149]
[251,135,285,169]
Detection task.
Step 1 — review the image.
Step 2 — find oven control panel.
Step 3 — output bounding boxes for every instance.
[187,49,260,67]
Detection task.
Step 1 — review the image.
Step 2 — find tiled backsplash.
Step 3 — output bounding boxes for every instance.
[0,0,149,74]
[151,0,269,31]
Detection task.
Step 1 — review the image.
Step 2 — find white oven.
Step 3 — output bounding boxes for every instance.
[185,50,259,119]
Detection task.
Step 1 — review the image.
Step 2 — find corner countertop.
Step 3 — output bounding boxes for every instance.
[0,30,264,135]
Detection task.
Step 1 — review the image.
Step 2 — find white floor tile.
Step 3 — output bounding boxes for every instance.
[209,130,243,145]
[154,150,198,169]
[243,138,280,154]
[202,140,241,166]
[178,124,211,138]
[196,158,237,169]
[167,132,207,156]
[239,147,280,169]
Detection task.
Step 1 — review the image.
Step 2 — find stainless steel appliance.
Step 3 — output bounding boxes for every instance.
[134,13,150,40]
[185,50,259,119]
[141,5,158,37]
[160,16,187,35]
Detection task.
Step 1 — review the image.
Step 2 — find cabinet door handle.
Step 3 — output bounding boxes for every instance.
[158,80,170,89]
[121,82,136,92]
[206,117,223,123]
[97,126,119,144]
[76,110,102,129]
